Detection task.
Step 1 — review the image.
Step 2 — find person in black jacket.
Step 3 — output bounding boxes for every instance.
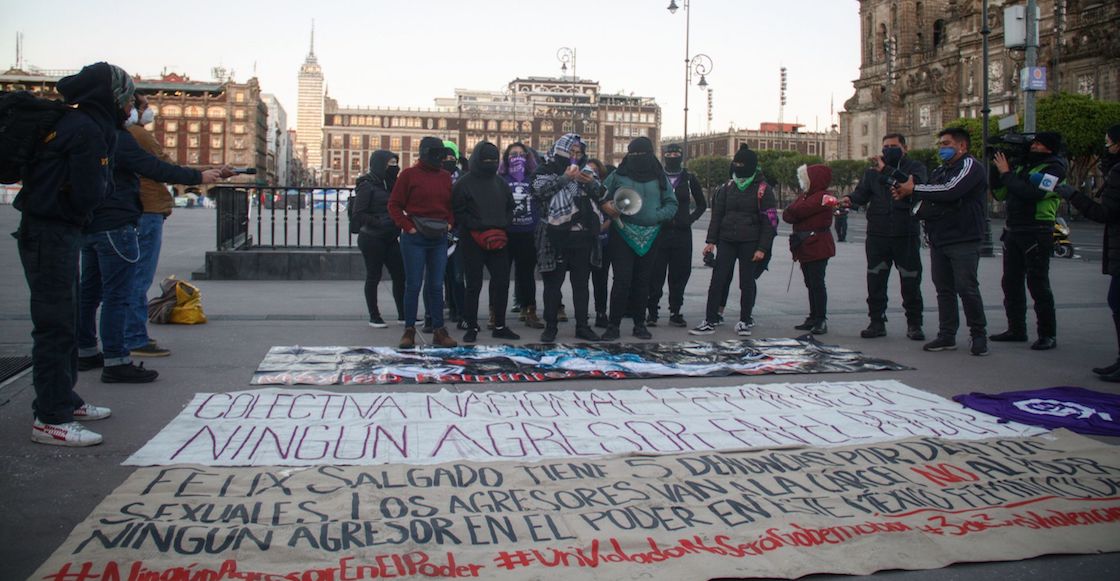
[453,141,519,343]
[989,132,1066,350]
[844,133,929,341]
[352,150,405,328]
[13,63,133,446]
[1059,124,1120,380]
[690,145,776,336]
[894,127,989,356]
[78,127,222,384]
[646,143,706,328]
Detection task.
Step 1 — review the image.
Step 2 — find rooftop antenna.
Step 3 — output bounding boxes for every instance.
[15,31,23,70]
[310,20,316,57]
[779,66,788,132]
[706,87,713,133]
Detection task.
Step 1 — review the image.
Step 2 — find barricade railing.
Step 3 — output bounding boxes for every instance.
[213,186,357,250]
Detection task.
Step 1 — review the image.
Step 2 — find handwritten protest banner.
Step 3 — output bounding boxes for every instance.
[126,381,1045,466]
[250,339,909,386]
[36,431,1120,580]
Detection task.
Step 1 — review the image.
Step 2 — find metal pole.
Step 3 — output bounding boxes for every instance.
[980,0,995,257]
[884,38,892,133]
[683,0,691,162]
[1024,0,1038,132]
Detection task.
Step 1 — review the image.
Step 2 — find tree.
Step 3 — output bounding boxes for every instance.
[944,117,1000,160]
[685,155,730,195]
[827,159,869,193]
[1037,93,1120,189]
[907,148,941,175]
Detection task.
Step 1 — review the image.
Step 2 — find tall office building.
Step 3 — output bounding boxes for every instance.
[296,24,324,173]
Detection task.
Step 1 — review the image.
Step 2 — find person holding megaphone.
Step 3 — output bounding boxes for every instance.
[600,137,679,341]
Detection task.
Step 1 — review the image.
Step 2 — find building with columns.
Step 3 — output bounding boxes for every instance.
[840,0,1120,159]
[662,123,841,161]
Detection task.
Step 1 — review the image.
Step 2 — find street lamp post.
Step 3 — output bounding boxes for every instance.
[668,0,711,164]
[557,47,576,80]
[980,0,995,257]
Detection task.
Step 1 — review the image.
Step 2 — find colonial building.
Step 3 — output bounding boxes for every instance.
[318,77,660,186]
[840,0,1120,158]
[663,122,841,161]
[0,69,269,187]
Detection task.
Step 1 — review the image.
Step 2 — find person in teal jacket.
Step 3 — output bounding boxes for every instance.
[600,137,678,341]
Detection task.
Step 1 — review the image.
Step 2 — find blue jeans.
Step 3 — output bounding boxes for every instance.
[400,231,447,328]
[125,213,164,350]
[79,225,141,366]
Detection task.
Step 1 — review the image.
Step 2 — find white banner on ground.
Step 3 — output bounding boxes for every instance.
[37,432,1120,580]
[126,380,1046,467]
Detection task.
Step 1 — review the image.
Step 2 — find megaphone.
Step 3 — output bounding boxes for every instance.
[612,187,643,216]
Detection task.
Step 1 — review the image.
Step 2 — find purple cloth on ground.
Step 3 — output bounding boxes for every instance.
[953,386,1120,436]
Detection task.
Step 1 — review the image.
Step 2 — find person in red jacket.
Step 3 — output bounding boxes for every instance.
[783,164,837,335]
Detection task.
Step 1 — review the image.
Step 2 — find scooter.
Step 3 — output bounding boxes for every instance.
[1053,217,1074,258]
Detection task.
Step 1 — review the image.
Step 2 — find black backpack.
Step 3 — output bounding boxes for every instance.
[0,91,72,184]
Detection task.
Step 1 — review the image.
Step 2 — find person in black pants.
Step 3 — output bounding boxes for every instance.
[990,132,1066,351]
[647,143,707,328]
[844,133,929,341]
[453,141,519,343]
[352,150,405,327]
[500,142,544,329]
[1060,124,1120,380]
[586,158,613,328]
[833,206,849,242]
[690,145,776,336]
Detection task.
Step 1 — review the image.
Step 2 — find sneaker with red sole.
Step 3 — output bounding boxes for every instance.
[31,420,103,447]
[73,404,112,421]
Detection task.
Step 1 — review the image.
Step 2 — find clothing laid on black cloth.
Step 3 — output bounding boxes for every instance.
[848,158,929,326]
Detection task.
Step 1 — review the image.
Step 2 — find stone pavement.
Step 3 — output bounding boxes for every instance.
[0,204,1117,580]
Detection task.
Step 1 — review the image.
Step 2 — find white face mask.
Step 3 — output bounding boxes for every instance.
[125,109,139,127]
[139,108,155,125]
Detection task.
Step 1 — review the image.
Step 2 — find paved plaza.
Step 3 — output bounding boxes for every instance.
[1,204,1117,580]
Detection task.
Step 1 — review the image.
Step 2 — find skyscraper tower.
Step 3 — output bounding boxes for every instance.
[296,22,324,173]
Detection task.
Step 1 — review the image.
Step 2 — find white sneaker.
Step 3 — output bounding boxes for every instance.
[73,403,112,421]
[735,321,752,336]
[31,420,103,447]
[690,321,716,335]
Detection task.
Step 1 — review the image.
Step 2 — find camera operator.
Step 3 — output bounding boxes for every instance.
[893,127,990,356]
[1057,124,1120,381]
[989,132,1066,351]
[844,133,929,341]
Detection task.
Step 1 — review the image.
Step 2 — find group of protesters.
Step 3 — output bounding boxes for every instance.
[11,61,1120,448]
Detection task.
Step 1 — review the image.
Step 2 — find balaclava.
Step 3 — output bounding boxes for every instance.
[663,143,684,174]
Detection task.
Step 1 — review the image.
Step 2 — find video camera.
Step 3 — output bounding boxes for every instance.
[987,132,1035,166]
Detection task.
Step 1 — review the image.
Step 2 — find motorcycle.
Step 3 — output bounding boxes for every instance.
[1053,217,1074,258]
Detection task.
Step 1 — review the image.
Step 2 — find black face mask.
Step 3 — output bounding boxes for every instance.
[385,165,400,183]
[1025,151,1049,166]
[1100,150,1120,174]
[664,157,683,173]
[478,158,499,177]
[882,147,904,166]
[441,159,459,173]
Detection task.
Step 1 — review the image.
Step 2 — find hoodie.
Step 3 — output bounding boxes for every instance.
[13,62,130,226]
[352,150,400,236]
[452,142,514,232]
[783,164,836,263]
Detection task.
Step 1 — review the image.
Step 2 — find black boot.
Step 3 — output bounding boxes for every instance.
[540,326,558,344]
[860,320,887,338]
[810,319,828,335]
[794,318,815,331]
[1093,359,1120,376]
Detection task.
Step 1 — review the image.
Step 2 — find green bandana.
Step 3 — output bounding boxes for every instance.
[734,172,757,191]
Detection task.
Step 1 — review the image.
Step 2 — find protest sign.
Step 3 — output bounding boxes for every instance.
[36,431,1120,580]
[250,339,909,386]
[126,381,1045,467]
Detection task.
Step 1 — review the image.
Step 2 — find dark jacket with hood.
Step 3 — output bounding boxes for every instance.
[993,153,1067,232]
[452,142,513,232]
[352,150,400,237]
[14,63,123,227]
[783,165,837,263]
[664,170,707,230]
[86,128,201,233]
[848,157,928,237]
[913,154,987,247]
[707,175,777,254]
[1070,161,1120,276]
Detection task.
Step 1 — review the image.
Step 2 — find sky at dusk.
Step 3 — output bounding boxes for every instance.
[1,0,862,137]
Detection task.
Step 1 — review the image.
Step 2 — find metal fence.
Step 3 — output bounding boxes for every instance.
[213,186,358,250]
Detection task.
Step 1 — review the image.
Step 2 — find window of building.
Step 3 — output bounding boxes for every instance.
[233,123,246,134]
[188,121,201,133]
[165,134,177,148]
[540,120,553,132]
[562,120,574,132]
[350,154,362,172]
[234,151,246,164]
[390,136,401,151]
[234,137,246,150]
[808,143,817,155]
[233,109,246,120]
[188,150,200,163]
[234,91,246,103]
[162,105,182,117]
[185,105,203,118]
[438,119,447,129]
[933,20,945,49]
[467,119,483,130]
[210,152,223,165]
[521,121,531,133]
[614,142,627,154]
[861,144,869,157]
[350,135,362,148]
[211,122,223,133]
[1078,74,1096,96]
[330,135,343,148]
[211,136,223,149]
[188,135,200,148]
[165,120,178,132]
[207,106,225,119]
[919,105,932,128]
[860,123,869,136]
[331,156,342,171]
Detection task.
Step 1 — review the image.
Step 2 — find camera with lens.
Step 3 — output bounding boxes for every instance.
[987,131,1035,166]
